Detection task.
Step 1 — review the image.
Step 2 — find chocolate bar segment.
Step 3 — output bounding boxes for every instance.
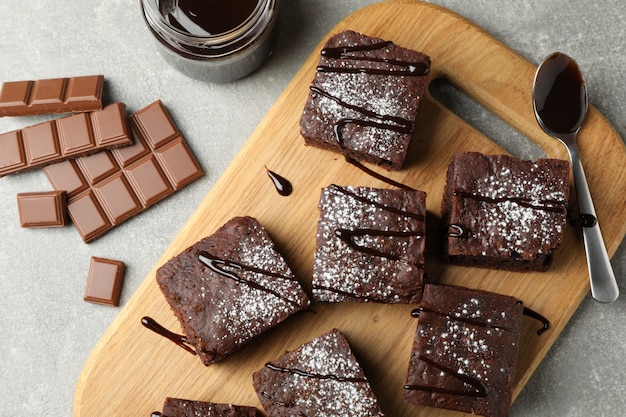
[83,256,126,306]
[0,102,132,178]
[44,100,204,243]
[16,190,67,228]
[0,75,104,117]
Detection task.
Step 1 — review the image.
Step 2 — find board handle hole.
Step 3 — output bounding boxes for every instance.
[428,78,546,160]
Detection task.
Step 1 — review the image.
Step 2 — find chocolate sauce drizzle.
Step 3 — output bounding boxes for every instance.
[197,251,303,308]
[411,303,551,336]
[319,41,430,77]
[265,362,367,383]
[411,306,520,333]
[265,165,293,196]
[404,353,489,398]
[329,184,425,221]
[335,227,423,264]
[523,306,552,335]
[448,223,473,238]
[141,316,196,355]
[344,155,416,191]
[312,283,399,303]
[569,213,598,228]
[309,39,429,190]
[453,191,565,213]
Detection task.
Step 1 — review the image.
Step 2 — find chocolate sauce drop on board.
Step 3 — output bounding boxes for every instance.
[265,166,293,196]
[141,316,197,355]
[534,53,587,134]
[161,0,260,36]
[523,306,552,335]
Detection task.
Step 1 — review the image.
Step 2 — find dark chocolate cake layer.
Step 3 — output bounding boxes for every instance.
[300,30,431,170]
[156,216,310,365]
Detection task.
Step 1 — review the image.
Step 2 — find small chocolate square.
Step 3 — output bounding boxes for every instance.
[84,256,126,306]
[17,190,67,228]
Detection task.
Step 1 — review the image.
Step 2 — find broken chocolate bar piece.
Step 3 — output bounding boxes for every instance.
[16,190,67,228]
[0,75,104,117]
[43,100,203,243]
[0,102,131,178]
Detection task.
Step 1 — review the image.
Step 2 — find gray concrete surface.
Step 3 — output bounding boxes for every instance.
[0,1,624,416]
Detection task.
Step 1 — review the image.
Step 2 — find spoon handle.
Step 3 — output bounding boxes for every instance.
[567,143,619,303]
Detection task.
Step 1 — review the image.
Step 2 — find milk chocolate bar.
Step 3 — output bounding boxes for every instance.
[44,100,204,243]
[16,190,67,228]
[0,102,132,178]
[0,75,104,117]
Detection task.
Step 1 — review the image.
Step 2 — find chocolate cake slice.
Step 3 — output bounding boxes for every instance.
[403,283,524,417]
[155,397,257,417]
[300,30,431,170]
[312,184,426,303]
[253,329,385,417]
[442,152,570,271]
[156,216,310,365]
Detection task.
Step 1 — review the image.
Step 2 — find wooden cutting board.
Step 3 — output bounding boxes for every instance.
[74,1,626,416]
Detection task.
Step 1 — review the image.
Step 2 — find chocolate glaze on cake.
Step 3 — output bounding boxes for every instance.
[403,283,524,417]
[442,152,570,271]
[312,184,426,304]
[253,329,385,417]
[155,216,310,365]
[300,30,431,171]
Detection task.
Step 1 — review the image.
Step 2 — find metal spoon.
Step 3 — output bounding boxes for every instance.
[532,52,619,303]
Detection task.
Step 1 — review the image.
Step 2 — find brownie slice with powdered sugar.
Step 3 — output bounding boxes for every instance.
[403,283,524,417]
[253,329,385,417]
[156,216,310,366]
[312,184,426,304]
[300,30,431,170]
[442,152,570,271]
[155,397,257,417]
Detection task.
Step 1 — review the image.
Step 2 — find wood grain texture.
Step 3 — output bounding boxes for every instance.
[73,1,626,416]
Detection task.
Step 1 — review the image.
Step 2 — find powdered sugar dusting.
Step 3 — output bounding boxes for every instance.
[312,185,424,303]
[449,154,569,258]
[204,219,308,348]
[263,330,385,417]
[406,285,522,414]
